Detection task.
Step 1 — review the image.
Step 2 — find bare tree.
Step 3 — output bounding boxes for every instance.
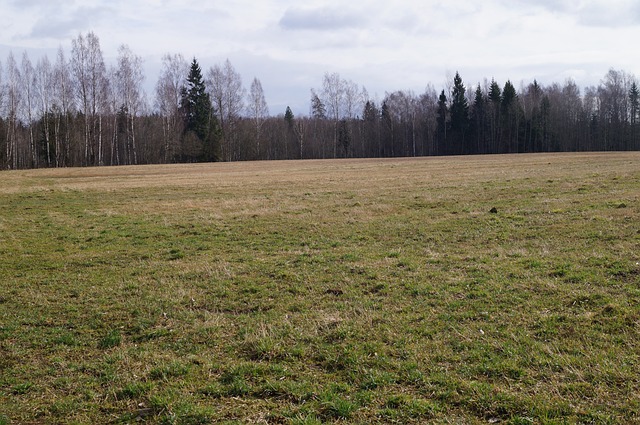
[561,79,582,151]
[598,69,629,150]
[246,77,269,159]
[419,85,439,156]
[582,85,599,151]
[71,31,108,165]
[322,72,344,120]
[52,47,74,167]
[384,90,419,156]
[114,44,145,165]
[343,79,364,120]
[5,52,20,169]
[321,72,345,157]
[20,52,38,167]
[207,59,245,161]
[34,55,54,166]
[155,53,188,162]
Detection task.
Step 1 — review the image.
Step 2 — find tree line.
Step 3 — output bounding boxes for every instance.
[1,31,639,170]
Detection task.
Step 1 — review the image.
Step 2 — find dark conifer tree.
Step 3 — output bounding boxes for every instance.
[180,58,220,161]
[182,59,209,142]
[525,80,543,152]
[363,100,380,156]
[449,72,469,154]
[470,84,486,154]
[488,79,502,152]
[501,80,519,152]
[381,101,394,156]
[436,90,448,155]
[338,119,351,157]
[284,106,294,129]
[310,91,327,119]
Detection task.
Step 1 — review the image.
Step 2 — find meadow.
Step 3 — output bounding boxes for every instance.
[0,153,638,424]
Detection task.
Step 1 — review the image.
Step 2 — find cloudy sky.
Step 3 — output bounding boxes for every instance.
[2,0,639,114]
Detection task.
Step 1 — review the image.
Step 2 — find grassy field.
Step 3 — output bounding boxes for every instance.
[0,153,639,424]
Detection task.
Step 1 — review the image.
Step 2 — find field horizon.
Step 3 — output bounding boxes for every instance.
[1,152,639,424]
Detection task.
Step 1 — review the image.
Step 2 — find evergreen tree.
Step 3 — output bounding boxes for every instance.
[470,84,486,154]
[180,58,219,161]
[284,106,294,130]
[381,101,394,156]
[449,72,469,154]
[310,90,327,119]
[363,100,378,122]
[436,90,448,155]
[363,100,380,157]
[338,119,351,157]
[501,80,520,152]
[525,80,543,152]
[488,79,502,152]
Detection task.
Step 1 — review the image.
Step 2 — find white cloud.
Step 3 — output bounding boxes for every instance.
[279,6,366,31]
[0,0,638,115]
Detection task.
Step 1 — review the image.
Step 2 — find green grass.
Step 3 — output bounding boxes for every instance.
[0,153,639,423]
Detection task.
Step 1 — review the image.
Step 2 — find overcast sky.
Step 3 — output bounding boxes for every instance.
[1,0,639,114]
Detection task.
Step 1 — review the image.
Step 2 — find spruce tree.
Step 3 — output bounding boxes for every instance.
[436,90,448,154]
[501,81,519,152]
[381,101,393,156]
[363,100,378,122]
[488,79,502,152]
[310,91,327,119]
[470,84,485,154]
[284,106,294,130]
[180,58,219,161]
[450,72,469,154]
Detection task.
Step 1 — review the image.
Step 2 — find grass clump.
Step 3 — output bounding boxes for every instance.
[97,329,122,349]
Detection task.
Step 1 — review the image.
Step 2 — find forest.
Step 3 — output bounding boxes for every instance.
[1,31,639,169]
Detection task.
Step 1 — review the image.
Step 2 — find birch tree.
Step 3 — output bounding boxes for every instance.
[207,59,245,161]
[53,47,74,167]
[155,53,188,162]
[246,77,268,159]
[35,55,53,166]
[343,79,363,120]
[5,52,20,169]
[114,44,145,165]
[21,53,38,167]
[321,72,345,157]
[71,31,108,165]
